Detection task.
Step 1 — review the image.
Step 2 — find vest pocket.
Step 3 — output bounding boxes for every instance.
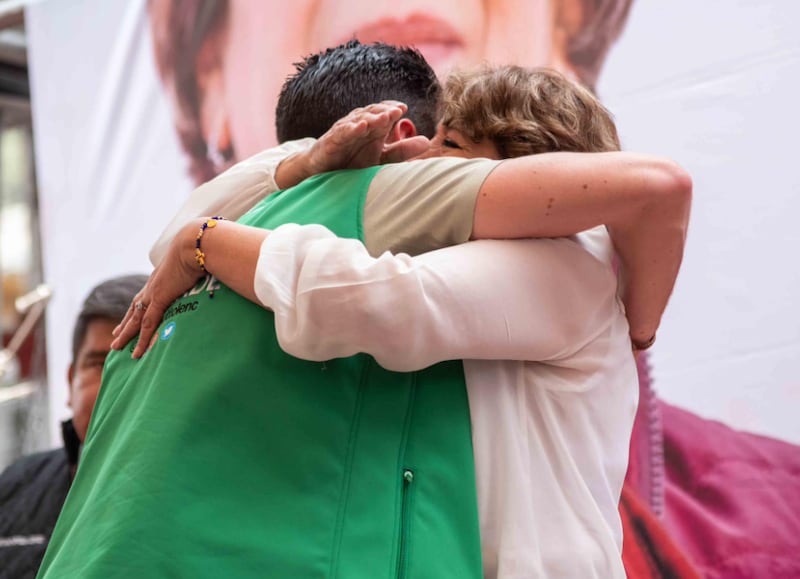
[397,468,415,579]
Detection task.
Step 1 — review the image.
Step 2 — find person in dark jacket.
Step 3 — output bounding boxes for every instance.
[0,274,146,579]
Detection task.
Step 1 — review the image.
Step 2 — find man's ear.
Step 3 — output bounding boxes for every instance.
[66,363,74,409]
[387,118,418,143]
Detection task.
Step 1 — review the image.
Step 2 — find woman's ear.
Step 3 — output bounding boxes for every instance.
[551,0,584,79]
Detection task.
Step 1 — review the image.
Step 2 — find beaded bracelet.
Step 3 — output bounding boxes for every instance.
[195,216,226,272]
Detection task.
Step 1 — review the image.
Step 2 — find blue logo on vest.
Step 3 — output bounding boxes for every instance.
[161,321,177,341]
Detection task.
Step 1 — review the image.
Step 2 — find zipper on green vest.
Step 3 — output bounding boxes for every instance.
[397,468,415,579]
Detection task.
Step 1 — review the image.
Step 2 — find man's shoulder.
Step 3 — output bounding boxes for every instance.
[0,449,66,486]
[0,448,70,537]
[369,157,502,204]
[0,448,69,516]
[375,156,500,178]
[362,158,501,256]
[0,449,68,578]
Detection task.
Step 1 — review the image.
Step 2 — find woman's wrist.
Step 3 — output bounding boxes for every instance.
[179,219,209,272]
[631,333,656,351]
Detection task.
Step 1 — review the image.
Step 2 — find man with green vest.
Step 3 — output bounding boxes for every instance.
[38,41,485,579]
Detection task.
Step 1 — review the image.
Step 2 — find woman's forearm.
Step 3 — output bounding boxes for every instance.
[184,219,269,305]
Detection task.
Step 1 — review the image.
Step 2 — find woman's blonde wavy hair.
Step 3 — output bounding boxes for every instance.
[439,66,620,158]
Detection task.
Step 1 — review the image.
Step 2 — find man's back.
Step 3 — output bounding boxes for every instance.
[38,168,483,579]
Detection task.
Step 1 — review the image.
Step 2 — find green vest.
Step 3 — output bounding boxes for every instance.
[38,169,483,579]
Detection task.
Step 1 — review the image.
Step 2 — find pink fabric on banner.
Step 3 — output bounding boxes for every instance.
[660,401,800,578]
[620,484,702,579]
[627,353,800,578]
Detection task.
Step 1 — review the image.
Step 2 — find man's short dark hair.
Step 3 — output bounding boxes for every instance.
[71,275,148,362]
[275,41,441,143]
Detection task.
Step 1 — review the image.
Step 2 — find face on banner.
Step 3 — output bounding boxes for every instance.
[218,0,563,161]
[149,0,631,183]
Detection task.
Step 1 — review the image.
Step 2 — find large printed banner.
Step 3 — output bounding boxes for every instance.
[28,3,800,455]
[24,0,800,574]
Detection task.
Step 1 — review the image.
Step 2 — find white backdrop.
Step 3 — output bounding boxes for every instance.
[27,0,800,447]
[27,0,192,445]
[597,0,800,440]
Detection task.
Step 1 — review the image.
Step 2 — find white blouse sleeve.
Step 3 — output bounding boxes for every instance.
[149,138,316,266]
[254,223,622,371]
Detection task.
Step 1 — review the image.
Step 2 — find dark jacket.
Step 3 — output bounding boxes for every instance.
[0,421,80,579]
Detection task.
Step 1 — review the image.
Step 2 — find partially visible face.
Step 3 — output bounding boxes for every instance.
[218,0,574,159]
[67,318,118,442]
[426,124,502,160]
